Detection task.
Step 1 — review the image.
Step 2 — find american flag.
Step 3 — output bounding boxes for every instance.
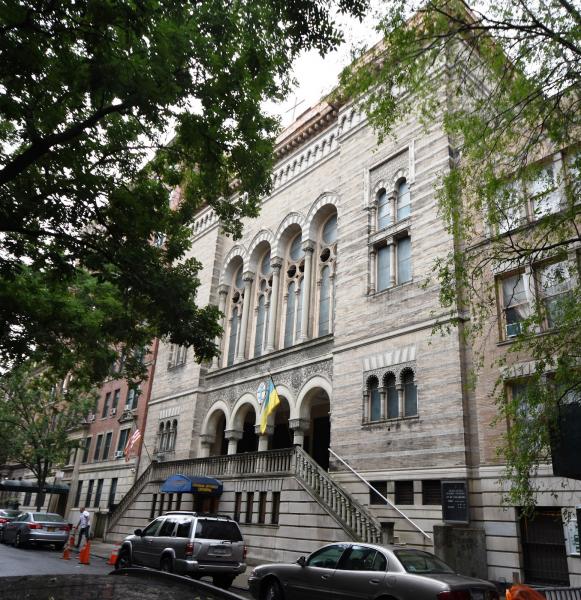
[124,429,142,461]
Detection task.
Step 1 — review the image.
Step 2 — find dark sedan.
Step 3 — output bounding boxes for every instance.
[0,509,20,543]
[3,512,70,549]
[248,542,499,600]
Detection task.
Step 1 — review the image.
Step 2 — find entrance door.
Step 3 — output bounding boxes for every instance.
[312,416,330,470]
[520,508,570,586]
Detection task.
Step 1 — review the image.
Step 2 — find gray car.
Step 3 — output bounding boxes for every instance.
[3,512,70,549]
[248,542,499,600]
[116,511,246,589]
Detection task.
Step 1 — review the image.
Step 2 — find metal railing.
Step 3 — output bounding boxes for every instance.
[537,588,581,600]
[107,464,154,531]
[293,446,383,544]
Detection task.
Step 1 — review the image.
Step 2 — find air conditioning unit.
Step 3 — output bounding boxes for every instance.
[110,408,117,416]
[505,322,522,338]
[114,450,124,459]
[87,414,95,423]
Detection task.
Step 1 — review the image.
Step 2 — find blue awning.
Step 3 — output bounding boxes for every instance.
[160,474,223,496]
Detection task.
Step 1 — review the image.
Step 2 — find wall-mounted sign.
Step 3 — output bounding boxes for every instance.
[442,480,470,524]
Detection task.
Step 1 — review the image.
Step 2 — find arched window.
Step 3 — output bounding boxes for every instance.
[283,233,304,348]
[168,420,178,451]
[317,214,337,337]
[385,373,399,418]
[403,371,417,416]
[158,422,165,451]
[396,180,411,221]
[284,281,296,348]
[377,190,391,229]
[368,377,381,422]
[319,266,331,336]
[227,307,239,366]
[254,294,266,357]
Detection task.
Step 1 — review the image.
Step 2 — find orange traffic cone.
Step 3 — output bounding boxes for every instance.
[61,530,74,560]
[107,544,120,566]
[78,539,91,565]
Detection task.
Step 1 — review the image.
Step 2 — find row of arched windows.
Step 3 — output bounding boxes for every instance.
[364,369,418,423]
[222,211,337,368]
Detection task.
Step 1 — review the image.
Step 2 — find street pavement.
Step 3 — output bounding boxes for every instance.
[0,540,253,598]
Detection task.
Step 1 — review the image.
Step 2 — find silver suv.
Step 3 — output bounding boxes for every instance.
[116,511,246,589]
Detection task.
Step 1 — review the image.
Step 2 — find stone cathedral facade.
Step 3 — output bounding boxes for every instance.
[105,93,581,587]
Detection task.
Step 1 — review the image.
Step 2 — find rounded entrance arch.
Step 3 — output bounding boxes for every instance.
[296,378,331,470]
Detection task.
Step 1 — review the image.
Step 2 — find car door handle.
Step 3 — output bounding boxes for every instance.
[321,575,329,580]
[369,579,380,585]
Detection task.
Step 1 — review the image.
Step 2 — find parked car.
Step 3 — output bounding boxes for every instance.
[0,509,21,543]
[116,511,247,589]
[248,542,499,600]
[3,512,70,549]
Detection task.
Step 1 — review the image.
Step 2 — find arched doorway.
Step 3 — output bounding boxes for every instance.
[302,388,331,470]
[237,407,258,453]
[271,396,292,450]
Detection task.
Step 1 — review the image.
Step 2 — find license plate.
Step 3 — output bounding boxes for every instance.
[211,547,230,556]
[471,591,484,600]
[47,527,55,532]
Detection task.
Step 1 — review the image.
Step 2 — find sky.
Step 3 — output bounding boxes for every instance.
[264,6,383,129]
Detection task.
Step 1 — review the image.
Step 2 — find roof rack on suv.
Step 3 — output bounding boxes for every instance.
[163,511,232,519]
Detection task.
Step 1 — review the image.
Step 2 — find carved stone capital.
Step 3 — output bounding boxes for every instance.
[224,429,243,441]
[301,240,316,254]
[200,433,216,447]
[242,271,255,283]
[289,418,310,433]
[255,424,274,436]
[270,256,283,271]
[218,284,230,297]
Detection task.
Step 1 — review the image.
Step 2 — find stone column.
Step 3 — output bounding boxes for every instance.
[390,192,397,224]
[199,433,215,458]
[235,272,254,364]
[362,390,369,423]
[379,388,387,421]
[389,242,396,287]
[212,285,230,369]
[289,418,310,448]
[298,241,315,343]
[225,429,243,455]
[265,258,283,352]
[397,383,404,418]
[369,205,377,235]
[369,249,376,295]
[255,424,274,451]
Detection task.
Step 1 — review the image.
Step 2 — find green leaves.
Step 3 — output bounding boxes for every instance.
[0,0,368,382]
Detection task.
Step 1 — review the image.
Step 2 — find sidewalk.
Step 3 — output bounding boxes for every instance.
[80,540,251,591]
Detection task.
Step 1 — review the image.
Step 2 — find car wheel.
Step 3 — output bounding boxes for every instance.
[263,579,284,600]
[0,530,4,543]
[212,575,235,590]
[160,557,173,573]
[14,532,25,549]
[115,548,132,570]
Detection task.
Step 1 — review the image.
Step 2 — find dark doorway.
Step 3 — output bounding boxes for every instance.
[272,422,293,449]
[520,508,570,586]
[194,495,219,513]
[237,418,258,453]
[312,416,330,470]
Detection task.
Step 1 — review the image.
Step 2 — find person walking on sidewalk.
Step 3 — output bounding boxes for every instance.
[76,507,91,548]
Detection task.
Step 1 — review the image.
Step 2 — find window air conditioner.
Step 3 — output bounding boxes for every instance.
[114,450,124,459]
[110,408,117,416]
[505,322,522,338]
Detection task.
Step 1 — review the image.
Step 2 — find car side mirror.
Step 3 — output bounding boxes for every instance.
[297,556,306,567]
[134,528,143,536]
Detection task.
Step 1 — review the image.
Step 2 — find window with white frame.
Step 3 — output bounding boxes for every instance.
[167,344,187,369]
[536,260,574,329]
[499,271,531,339]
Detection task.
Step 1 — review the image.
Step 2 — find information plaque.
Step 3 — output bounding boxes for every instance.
[442,480,470,524]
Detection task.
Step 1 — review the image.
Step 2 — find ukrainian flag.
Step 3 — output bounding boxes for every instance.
[260,377,281,434]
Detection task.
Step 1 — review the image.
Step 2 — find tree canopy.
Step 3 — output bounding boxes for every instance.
[0,364,95,510]
[341,0,580,509]
[0,0,367,383]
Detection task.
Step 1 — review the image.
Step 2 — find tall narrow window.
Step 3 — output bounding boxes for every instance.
[284,281,296,348]
[94,434,103,461]
[319,266,331,336]
[86,479,95,506]
[245,492,254,524]
[234,492,242,522]
[295,283,303,339]
[271,492,280,525]
[403,371,417,416]
[397,237,412,283]
[396,180,411,220]
[537,261,572,329]
[150,494,157,519]
[74,481,83,508]
[101,393,111,418]
[227,307,239,366]
[385,374,398,418]
[94,479,104,507]
[258,492,267,524]
[108,478,118,508]
[254,295,266,357]
[368,377,381,422]
[530,165,559,218]
[377,190,391,229]
[377,246,391,291]
[501,273,529,338]
[82,437,91,463]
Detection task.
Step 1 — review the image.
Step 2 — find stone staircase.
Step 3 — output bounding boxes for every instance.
[107,446,383,544]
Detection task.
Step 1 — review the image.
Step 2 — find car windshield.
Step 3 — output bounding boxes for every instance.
[394,550,455,574]
[32,513,64,523]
